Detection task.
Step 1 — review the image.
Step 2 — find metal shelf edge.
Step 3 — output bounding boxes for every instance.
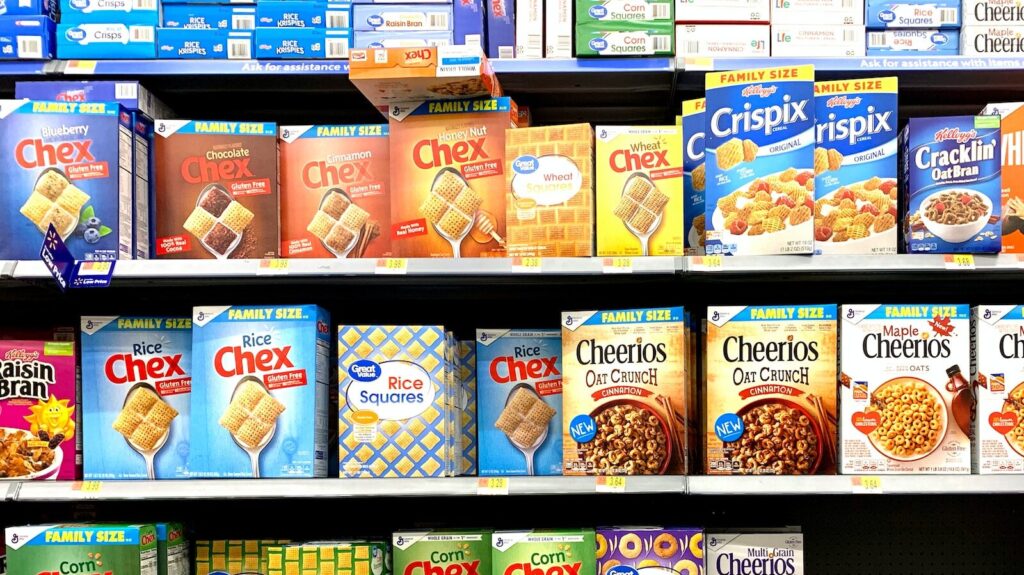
[680,56,1024,72]
[684,254,1024,273]
[687,475,1024,495]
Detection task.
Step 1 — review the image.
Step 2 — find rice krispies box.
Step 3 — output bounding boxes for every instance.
[190,305,330,478]
[596,528,703,575]
[491,530,595,575]
[840,304,972,474]
[80,316,192,480]
[683,98,706,255]
[971,305,1024,473]
[0,339,78,480]
[705,65,816,256]
[394,531,491,575]
[705,305,838,475]
[813,78,899,255]
[280,124,391,258]
[6,524,158,575]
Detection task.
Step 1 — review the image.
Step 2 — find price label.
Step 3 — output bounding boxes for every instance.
[512,257,542,273]
[256,259,289,275]
[852,476,882,494]
[602,257,633,274]
[65,60,98,75]
[477,477,509,495]
[72,481,103,496]
[375,258,408,275]
[691,255,723,271]
[596,476,627,493]
[944,254,975,270]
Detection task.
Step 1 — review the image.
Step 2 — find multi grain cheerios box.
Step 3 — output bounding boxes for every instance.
[80,316,192,480]
[840,304,972,474]
[704,65,816,256]
[596,528,703,575]
[981,102,1024,253]
[706,533,803,575]
[491,529,596,575]
[190,305,330,478]
[683,98,706,255]
[971,305,1024,473]
[561,307,689,475]
[394,531,491,575]
[813,77,899,255]
[194,540,290,575]
[7,524,159,575]
[900,116,1002,253]
[705,305,838,475]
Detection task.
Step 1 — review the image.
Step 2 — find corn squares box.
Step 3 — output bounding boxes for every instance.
[982,102,1024,252]
[394,531,490,575]
[576,0,673,23]
[575,20,674,56]
[596,528,703,575]
[706,533,803,575]
[476,329,562,476]
[190,305,330,478]
[561,307,689,475]
[7,524,158,575]
[156,523,188,575]
[597,125,684,256]
[704,65,816,256]
[265,541,389,575]
[0,339,78,480]
[491,530,595,575]
[506,123,594,257]
[81,316,192,480]
[458,340,478,474]
[813,77,898,255]
[683,98,706,255]
[971,305,1024,473]
[901,116,1002,253]
[840,304,972,474]
[389,97,515,258]
[195,540,290,575]
[705,305,838,475]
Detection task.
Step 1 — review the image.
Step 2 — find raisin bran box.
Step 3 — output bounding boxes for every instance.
[6,524,159,575]
[491,529,596,575]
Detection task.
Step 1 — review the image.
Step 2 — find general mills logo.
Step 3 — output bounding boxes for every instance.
[368,14,384,26]
[479,332,489,342]
[282,129,290,139]
[512,155,538,175]
[396,536,405,546]
[846,308,855,319]
[984,308,993,319]
[157,122,167,133]
[589,38,608,51]
[65,27,86,41]
[711,310,720,322]
[588,5,607,17]
[85,320,94,330]
[197,311,206,321]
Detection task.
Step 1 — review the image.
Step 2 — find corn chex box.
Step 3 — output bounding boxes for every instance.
[7,525,158,575]
[394,531,490,575]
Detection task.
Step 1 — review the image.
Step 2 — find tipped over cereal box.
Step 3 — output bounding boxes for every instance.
[840,304,972,474]
[813,77,898,255]
[561,307,689,475]
[7,524,158,575]
[394,531,490,575]
[491,529,595,575]
[971,305,1024,473]
[705,65,816,255]
[683,98,707,256]
[195,540,290,575]
[596,528,703,575]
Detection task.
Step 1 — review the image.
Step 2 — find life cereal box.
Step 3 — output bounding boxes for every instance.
[596,528,703,575]
[840,304,972,474]
[683,98,706,256]
[265,541,390,575]
[901,115,1002,253]
[80,316,192,480]
[394,531,491,575]
[706,533,803,575]
[7,525,158,575]
[813,77,899,255]
[561,307,689,475]
[0,339,78,480]
[190,305,330,478]
[971,305,1024,473]
[506,123,595,258]
[705,305,838,475]
[389,97,515,258]
[491,529,596,575]
[156,523,188,575]
[458,340,478,475]
[704,65,816,256]
[981,102,1024,253]
[476,329,562,476]
[194,540,290,575]
[596,125,684,256]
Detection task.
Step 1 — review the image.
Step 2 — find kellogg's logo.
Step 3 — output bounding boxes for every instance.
[348,359,380,382]
[513,155,539,174]
[65,27,86,41]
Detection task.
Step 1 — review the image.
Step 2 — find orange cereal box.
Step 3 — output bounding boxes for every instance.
[982,102,1024,253]
[279,124,391,258]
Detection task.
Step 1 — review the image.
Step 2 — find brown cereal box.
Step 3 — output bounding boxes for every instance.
[705,305,838,475]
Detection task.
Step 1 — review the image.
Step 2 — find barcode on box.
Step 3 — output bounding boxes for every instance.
[327,38,348,58]
[135,0,155,9]
[558,36,571,51]
[842,0,853,7]
[327,11,348,28]
[843,29,856,41]
[234,14,255,29]
[131,26,154,42]
[529,34,541,49]
[115,83,138,100]
[868,31,885,46]
[653,35,670,52]
[686,40,700,54]
[229,38,250,59]
[16,35,41,58]
[940,8,956,23]
[652,3,670,18]
[429,13,449,28]
[499,45,514,58]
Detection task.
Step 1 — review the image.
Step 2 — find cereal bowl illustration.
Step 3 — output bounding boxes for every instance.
[867,377,948,462]
[419,168,500,257]
[0,427,63,480]
[587,400,671,475]
[183,183,255,259]
[218,376,286,477]
[712,168,815,254]
[112,383,179,480]
[813,179,898,254]
[1001,382,1024,458]
[306,188,370,258]
[613,172,668,256]
[724,399,824,475]
[917,188,993,244]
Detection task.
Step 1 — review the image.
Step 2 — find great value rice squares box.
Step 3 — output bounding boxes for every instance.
[867,29,959,53]
[6,524,158,575]
[971,305,1024,473]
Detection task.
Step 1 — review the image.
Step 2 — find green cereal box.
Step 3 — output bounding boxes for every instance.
[265,541,390,575]
[491,530,596,575]
[575,21,674,56]
[194,540,289,575]
[156,523,188,575]
[394,531,491,575]
[6,524,158,575]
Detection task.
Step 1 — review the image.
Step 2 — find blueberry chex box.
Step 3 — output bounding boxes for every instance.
[257,1,326,28]
[866,29,959,53]
[161,4,256,29]
[60,0,159,25]
[255,27,347,58]
[57,23,156,58]
[0,16,54,59]
[353,29,451,47]
[15,80,171,118]
[158,28,253,59]
[1,0,57,18]
[866,0,961,28]
[352,3,452,30]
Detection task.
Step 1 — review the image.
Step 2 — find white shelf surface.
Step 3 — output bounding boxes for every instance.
[689,475,1024,495]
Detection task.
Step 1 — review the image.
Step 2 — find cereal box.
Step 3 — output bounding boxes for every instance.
[901,116,1002,253]
[161,4,258,29]
[394,531,490,575]
[7,524,158,575]
[597,125,684,256]
[561,307,689,475]
[840,304,972,474]
[0,100,134,261]
[265,542,390,575]
[0,17,55,60]
[153,119,279,259]
[866,0,960,27]
[706,533,803,575]
[771,0,863,23]
[813,77,899,255]
[458,340,478,474]
[56,24,157,59]
[705,305,838,475]
[982,102,1024,252]
[704,65,816,256]
[194,540,290,575]
[674,0,769,22]
[771,25,865,57]
[576,0,673,24]
[190,305,330,478]
[596,528,703,575]
[354,30,450,49]
[476,329,562,476]
[675,24,769,58]
[575,21,674,56]
[486,0,514,58]
[156,523,188,575]
[683,98,706,255]
[389,97,515,258]
[962,25,1024,55]
[867,29,960,54]
[491,530,596,575]
[971,305,1024,473]
[0,339,77,480]
[506,123,594,258]
[965,0,1024,24]
[545,0,572,56]
[516,0,542,57]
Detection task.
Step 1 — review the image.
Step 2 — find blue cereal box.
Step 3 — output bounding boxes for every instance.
[80,316,192,480]
[704,65,816,256]
[901,115,1002,253]
[190,305,330,478]
[57,23,156,59]
[0,100,133,260]
[352,29,451,47]
[60,0,159,25]
[157,28,253,59]
[683,97,706,255]
[486,0,514,57]
[454,0,484,46]
[813,77,898,255]
[0,0,56,18]
[458,340,477,475]
[0,16,54,59]
[255,27,347,58]
[866,0,961,28]
[161,4,256,29]
[257,1,326,28]
[15,80,171,119]
[352,3,452,30]
[476,329,562,476]
[866,29,959,53]
[326,2,351,28]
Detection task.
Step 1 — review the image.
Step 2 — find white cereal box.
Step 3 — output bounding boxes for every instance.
[771,0,864,24]
[971,305,1024,473]
[961,25,1024,55]
[964,0,1024,25]
[771,25,866,57]
[675,0,769,22]
[515,0,542,57]
[840,304,972,474]
[706,533,804,575]
[675,24,769,60]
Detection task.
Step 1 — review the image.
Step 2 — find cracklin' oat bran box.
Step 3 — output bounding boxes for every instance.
[705,305,838,475]
[394,531,490,575]
[7,524,158,575]
[491,530,595,575]
[705,65,816,256]
[683,98,706,255]
[971,305,1024,473]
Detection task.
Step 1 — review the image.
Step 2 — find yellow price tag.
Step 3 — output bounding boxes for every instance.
[74,481,102,493]
[852,476,882,493]
[512,257,542,272]
[692,255,723,271]
[65,60,98,75]
[602,257,633,274]
[257,259,289,275]
[477,477,509,495]
[944,254,975,270]
[375,258,408,275]
[596,476,627,492]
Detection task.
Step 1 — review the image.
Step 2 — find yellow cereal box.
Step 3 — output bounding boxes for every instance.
[596,126,685,256]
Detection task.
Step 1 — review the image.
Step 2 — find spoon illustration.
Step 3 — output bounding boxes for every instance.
[504,383,548,475]
[622,172,663,256]
[429,168,476,258]
[121,382,171,480]
[228,376,279,478]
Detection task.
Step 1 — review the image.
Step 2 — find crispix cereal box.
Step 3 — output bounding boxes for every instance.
[7,524,158,575]
[683,98,706,255]
[813,77,899,255]
[704,65,816,256]
[971,305,1024,473]
[394,531,491,575]
[491,529,596,575]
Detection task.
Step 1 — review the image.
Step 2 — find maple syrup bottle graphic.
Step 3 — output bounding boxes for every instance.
[946,365,974,436]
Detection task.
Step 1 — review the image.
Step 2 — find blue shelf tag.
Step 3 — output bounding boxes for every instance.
[39,224,115,290]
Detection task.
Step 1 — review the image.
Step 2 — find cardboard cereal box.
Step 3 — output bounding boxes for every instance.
[265,541,390,575]
[981,102,1024,253]
[840,304,972,474]
[80,316,192,480]
[458,340,478,475]
[389,97,515,258]
[476,329,562,476]
[561,307,689,475]
[491,529,595,575]
[901,115,1002,253]
[596,126,684,256]
[190,305,330,478]
[7,524,158,575]
[596,528,703,575]
[394,531,490,575]
[153,119,279,259]
[156,523,188,575]
[194,540,290,575]
[280,124,391,258]
[706,533,803,575]
[813,77,899,255]
[683,98,706,256]
[971,305,1024,473]
[705,305,838,475]
[0,339,78,480]
[506,123,595,257]
[704,65,816,256]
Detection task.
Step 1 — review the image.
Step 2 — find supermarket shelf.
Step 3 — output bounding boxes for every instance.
[683,254,1024,274]
[492,57,674,73]
[680,55,1024,73]
[0,261,16,278]
[53,59,349,76]
[0,60,51,75]
[688,475,1024,495]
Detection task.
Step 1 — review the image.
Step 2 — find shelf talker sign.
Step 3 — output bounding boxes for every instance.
[40,224,116,290]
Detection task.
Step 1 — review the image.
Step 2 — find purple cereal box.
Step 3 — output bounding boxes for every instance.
[597,528,704,575]
[0,339,78,480]
[454,0,485,48]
